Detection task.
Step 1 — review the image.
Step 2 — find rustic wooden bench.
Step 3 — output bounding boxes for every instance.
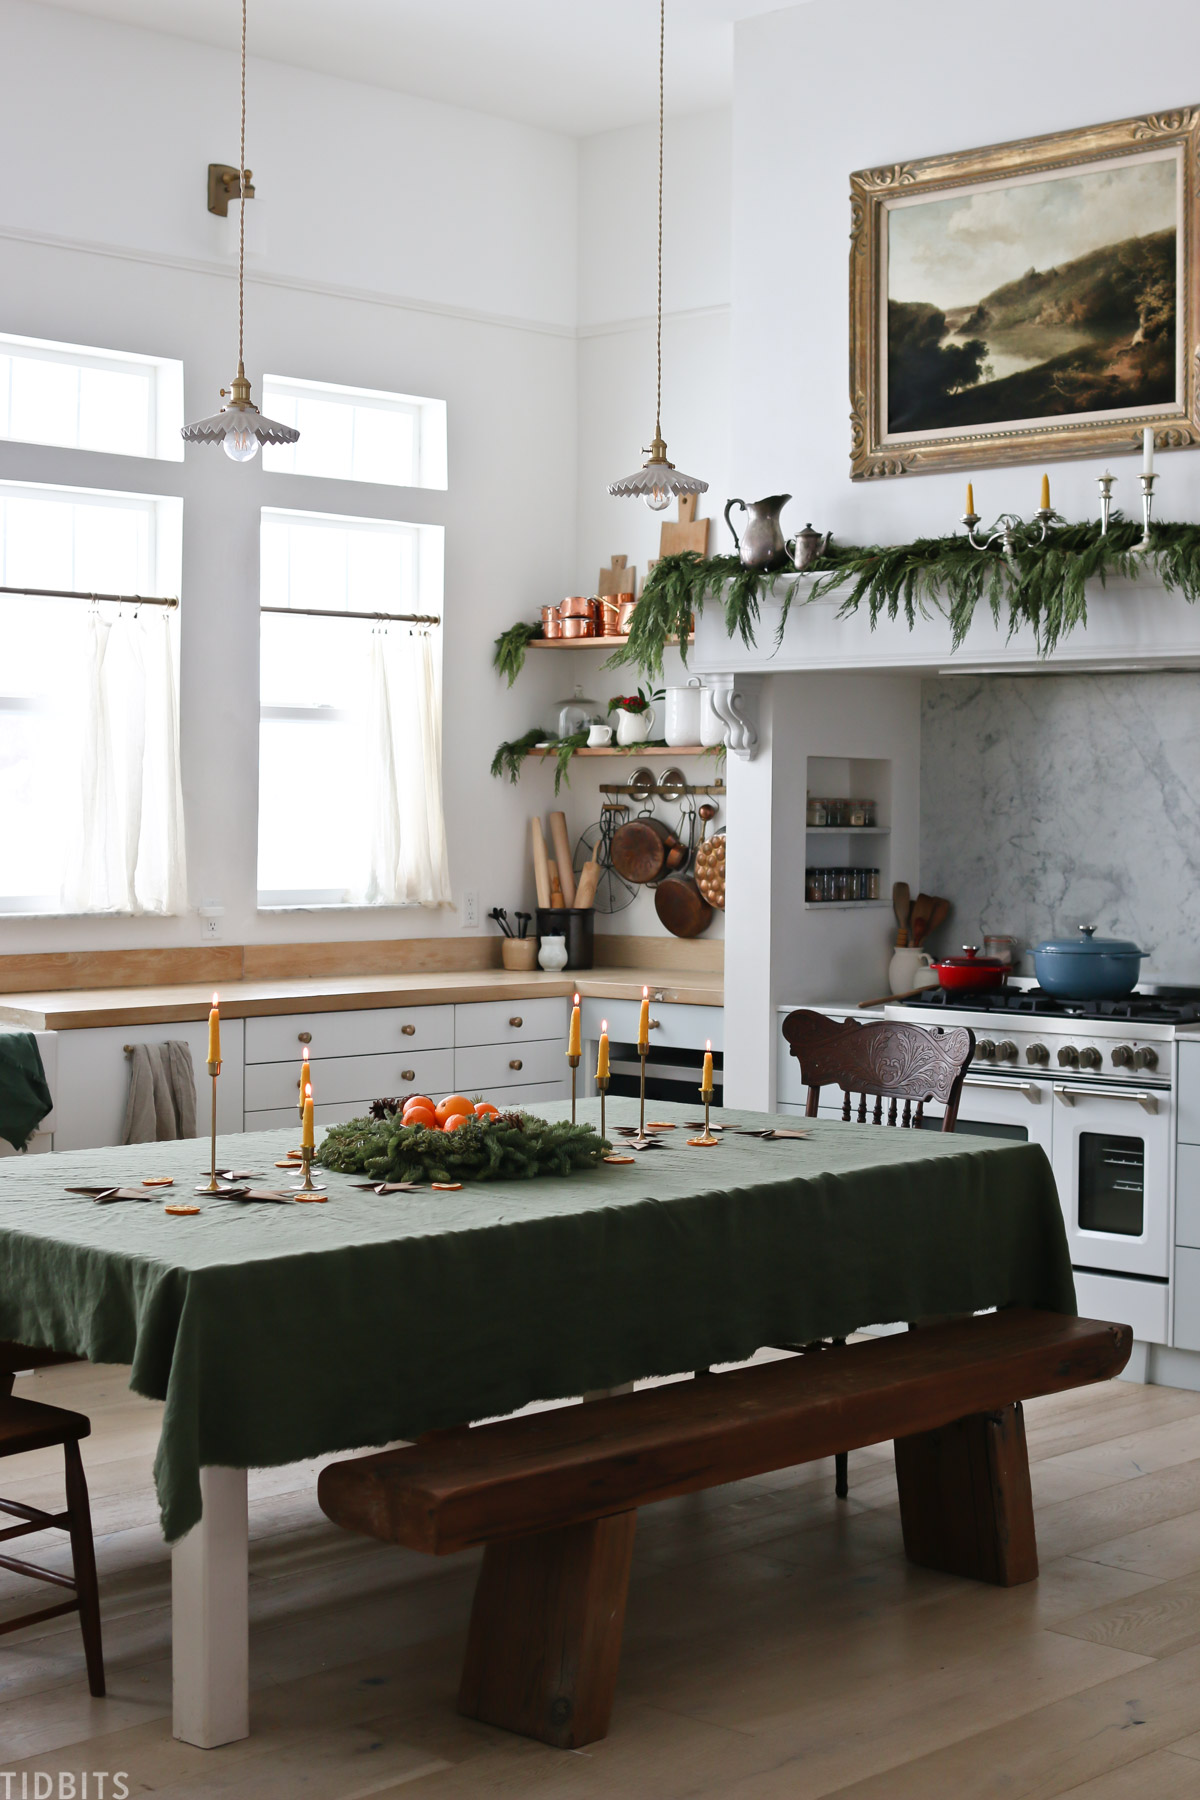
[318,1309,1131,1749]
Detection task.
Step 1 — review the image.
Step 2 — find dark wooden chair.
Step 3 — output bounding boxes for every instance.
[0,1343,104,1696]
[779,1010,976,1497]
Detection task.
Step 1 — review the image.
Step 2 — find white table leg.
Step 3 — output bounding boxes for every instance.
[171,1466,250,1747]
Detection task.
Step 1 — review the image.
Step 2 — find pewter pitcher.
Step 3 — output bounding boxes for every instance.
[724,494,791,572]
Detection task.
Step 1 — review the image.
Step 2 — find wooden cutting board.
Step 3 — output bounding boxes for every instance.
[599,554,637,597]
[658,493,710,560]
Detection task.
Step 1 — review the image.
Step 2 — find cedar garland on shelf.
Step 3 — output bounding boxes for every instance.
[494,620,544,686]
[492,519,1200,683]
[490,728,590,793]
[318,1107,611,1184]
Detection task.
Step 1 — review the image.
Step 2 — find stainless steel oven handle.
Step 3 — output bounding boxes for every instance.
[1052,1082,1159,1114]
[963,1075,1042,1103]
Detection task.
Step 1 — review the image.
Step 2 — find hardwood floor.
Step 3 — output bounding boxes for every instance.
[3,1361,1200,1797]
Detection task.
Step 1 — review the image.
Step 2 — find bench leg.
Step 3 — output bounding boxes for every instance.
[893,1402,1038,1588]
[458,1510,636,1750]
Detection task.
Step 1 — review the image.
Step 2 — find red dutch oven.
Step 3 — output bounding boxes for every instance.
[931,945,1007,994]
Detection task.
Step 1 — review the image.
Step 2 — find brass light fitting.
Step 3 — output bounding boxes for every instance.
[207,163,255,217]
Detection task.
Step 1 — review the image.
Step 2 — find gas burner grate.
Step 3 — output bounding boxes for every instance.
[904,987,1200,1025]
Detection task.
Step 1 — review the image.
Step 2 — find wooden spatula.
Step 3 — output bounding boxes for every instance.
[892,880,911,946]
[909,893,936,946]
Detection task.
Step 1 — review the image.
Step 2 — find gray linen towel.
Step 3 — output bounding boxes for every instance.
[122,1041,199,1143]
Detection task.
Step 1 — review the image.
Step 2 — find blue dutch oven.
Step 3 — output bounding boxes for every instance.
[1032,924,1145,999]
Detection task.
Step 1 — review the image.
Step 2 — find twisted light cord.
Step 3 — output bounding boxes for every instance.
[655,0,664,442]
[238,0,247,371]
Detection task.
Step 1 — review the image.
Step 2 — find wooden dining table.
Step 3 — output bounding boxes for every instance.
[0,1099,1075,1748]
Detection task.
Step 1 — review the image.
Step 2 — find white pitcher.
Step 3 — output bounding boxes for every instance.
[888,947,937,995]
[664,679,703,747]
[615,705,655,747]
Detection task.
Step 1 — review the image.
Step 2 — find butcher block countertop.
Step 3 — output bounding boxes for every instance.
[0,966,724,1032]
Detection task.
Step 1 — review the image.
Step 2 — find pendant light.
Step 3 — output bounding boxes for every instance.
[181,0,298,461]
[608,0,707,512]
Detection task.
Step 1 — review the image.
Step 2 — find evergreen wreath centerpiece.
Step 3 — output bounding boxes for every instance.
[318,1104,611,1185]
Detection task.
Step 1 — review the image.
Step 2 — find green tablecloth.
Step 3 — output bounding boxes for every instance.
[0,1100,1074,1541]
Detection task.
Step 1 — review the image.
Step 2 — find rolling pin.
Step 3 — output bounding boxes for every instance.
[547,859,565,909]
[531,818,551,909]
[574,857,601,909]
[548,811,577,908]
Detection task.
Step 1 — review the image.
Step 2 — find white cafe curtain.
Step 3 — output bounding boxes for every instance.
[61,607,187,915]
[353,625,452,908]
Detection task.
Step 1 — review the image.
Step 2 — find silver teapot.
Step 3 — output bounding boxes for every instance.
[789,522,832,571]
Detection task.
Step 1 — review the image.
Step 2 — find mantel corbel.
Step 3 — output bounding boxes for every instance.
[706,672,762,761]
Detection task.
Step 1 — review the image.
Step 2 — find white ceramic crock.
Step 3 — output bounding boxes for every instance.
[888,947,937,994]
[664,678,703,747]
[538,934,569,973]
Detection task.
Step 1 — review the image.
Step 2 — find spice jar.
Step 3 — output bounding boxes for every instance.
[806,796,827,827]
[850,800,867,827]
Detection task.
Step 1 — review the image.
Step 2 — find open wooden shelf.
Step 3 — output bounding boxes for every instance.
[528,634,693,650]
[527,744,716,759]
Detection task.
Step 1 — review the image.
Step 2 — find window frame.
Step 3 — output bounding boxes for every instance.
[260,373,447,490]
[0,330,184,462]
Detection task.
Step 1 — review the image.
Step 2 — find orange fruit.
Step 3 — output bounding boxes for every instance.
[442,1112,472,1132]
[473,1102,499,1119]
[403,1095,433,1112]
[435,1094,474,1127]
[402,1102,436,1129]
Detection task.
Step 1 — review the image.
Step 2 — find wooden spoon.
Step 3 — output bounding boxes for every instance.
[909,893,936,946]
[892,880,911,946]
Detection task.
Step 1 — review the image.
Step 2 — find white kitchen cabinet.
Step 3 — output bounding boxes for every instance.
[453,998,565,1048]
[1176,1043,1200,1145]
[453,1000,570,1102]
[1173,1249,1200,1351]
[245,1047,454,1112]
[454,1038,566,1094]
[1177,1144,1200,1249]
[245,1005,453,1064]
[53,1020,245,1152]
[579,998,723,1053]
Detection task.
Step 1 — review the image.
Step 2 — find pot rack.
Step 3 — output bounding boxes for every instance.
[599,778,725,798]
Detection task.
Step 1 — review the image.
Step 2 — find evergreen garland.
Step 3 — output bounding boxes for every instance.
[494,620,543,686]
[318,1108,611,1184]
[490,728,590,794]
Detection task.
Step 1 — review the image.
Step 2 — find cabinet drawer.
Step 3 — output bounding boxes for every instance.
[244,1006,453,1065]
[454,997,567,1048]
[245,1099,380,1133]
[484,1079,570,1107]
[580,999,722,1053]
[244,1047,454,1111]
[1072,1269,1168,1346]
[1174,1248,1200,1351]
[454,1038,568,1094]
[1178,1144,1200,1248]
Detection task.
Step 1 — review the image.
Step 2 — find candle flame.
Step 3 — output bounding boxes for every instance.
[304,1082,312,1100]
[211,992,219,1007]
[573,992,580,1006]
[601,1019,608,1034]
[706,1039,712,1051]
[643,985,649,998]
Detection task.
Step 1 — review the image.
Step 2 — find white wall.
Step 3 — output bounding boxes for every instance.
[732,0,1200,543]
[0,0,578,952]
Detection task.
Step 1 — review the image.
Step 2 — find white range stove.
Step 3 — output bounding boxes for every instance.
[884,986,1199,1348]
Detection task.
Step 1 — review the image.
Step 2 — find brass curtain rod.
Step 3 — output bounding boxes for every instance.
[260,604,441,625]
[0,584,178,607]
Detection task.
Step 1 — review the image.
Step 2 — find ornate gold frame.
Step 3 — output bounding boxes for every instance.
[849,108,1200,480]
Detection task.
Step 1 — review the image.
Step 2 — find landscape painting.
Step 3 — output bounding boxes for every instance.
[848,109,1200,480]
[885,155,1179,436]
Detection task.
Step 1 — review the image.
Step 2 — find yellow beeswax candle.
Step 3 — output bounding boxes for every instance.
[597,1020,610,1081]
[207,994,221,1067]
[302,1086,314,1149]
[638,985,650,1050]
[965,482,974,516]
[569,993,581,1058]
[702,1040,714,1092]
[298,1048,310,1107]
[1040,473,1051,511]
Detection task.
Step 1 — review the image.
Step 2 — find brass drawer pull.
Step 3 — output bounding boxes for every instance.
[401,1023,416,1036]
[297,1031,312,1044]
[401,1069,416,1082]
[649,1020,662,1031]
[509,1016,523,1028]
[509,1058,523,1071]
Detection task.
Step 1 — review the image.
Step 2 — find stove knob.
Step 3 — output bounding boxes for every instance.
[975,1039,997,1061]
[1111,1045,1134,1068]
[1078,1046,1103,1070]
[1026,1043,1050,1066]
[996,1040,1019,1063]
[1057,1045,1080,1068]
[1133,1046,1159,1071]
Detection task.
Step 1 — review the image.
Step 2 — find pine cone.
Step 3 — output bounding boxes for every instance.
[369,1098,404,1120]
[495,1111,526,1131]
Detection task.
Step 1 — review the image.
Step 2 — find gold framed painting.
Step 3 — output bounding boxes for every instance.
[849,107,1200,480]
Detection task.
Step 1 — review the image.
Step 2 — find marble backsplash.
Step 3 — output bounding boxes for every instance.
[920,672,1200,982]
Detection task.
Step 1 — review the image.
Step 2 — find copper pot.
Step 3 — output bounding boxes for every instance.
[597,597,624,637]
[610,816,684,884]
[560,595,596,619]
[616,595,638,634]
[561,615,594,638]
[541,605,562,640]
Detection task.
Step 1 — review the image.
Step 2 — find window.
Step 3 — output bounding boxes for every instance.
[260,375,447,489]
[0,480,184,912]
[258,507,447,907]
[0,332,184,461]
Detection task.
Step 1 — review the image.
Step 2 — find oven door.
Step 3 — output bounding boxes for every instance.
[1050,1082,1171,1279]
[953,1073,1054,1155]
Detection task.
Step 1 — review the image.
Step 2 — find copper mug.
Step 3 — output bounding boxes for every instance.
[616,594,637,635]
[541,604,563,640]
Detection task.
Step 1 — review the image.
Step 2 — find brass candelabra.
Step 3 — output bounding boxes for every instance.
[196,1062,222,1194]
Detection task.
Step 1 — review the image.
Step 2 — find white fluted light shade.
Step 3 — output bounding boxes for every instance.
[182,368,298,461]
[609,438,708,514]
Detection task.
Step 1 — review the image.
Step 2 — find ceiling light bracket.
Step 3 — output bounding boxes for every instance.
[208,164,255,218]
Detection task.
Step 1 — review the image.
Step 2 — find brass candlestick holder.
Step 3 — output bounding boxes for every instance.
[629,1043,655,1150]
[195,1062,222,1193]
[687,1084,720,1148]
[596,1074,610,1144]
[292,1141,326,1196]
[568,1053,580,1124]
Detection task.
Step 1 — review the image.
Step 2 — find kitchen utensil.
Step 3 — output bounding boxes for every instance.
[724,494,792,571]
[560,595,595,618]
[615,705,656,746]
[789,523,832,571]
[541,604,562,639]
[658,766,689,802]
[548,859,565,908]
[587,722,614,747]
[655,872,713,938]
[536,907,594,969]
[658,491,710,560]
[515,912,532,939]
[932,946,1007,993]
[598,555,636,597]
[888,946,937,994]
[664,678,703,747]
[694,831,726,910]
[573,806,638,915]
[628,767,657,799]
[617,596,638,633]
[1033,925,1146,999]
[597,596,625,637]
[561,615,594,638]
[501,938,538,971]
[574,858,601,909]
[488,907,514,937]
[700,689,726,747]
[531,818,551,909]
[908,893,937,947]
[857,984,939,1008]
[892,881,911,945]
[537,933,569,973]
[610,815,683,883]
[549,812,577,908]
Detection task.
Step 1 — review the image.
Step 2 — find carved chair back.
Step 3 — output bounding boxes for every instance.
[781,1010,975,1132]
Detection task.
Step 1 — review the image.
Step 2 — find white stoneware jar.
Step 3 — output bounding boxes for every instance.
[538,934,569,973]
[664,679,703,747]
[615,705,655,746]
[888,947,937,994]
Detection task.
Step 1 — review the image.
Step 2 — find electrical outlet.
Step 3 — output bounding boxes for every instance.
[461,889,479,931]
[203,918,221,940]
[198,903,225,941]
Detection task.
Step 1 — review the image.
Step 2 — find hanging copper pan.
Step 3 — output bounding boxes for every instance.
[609,816,684,884]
